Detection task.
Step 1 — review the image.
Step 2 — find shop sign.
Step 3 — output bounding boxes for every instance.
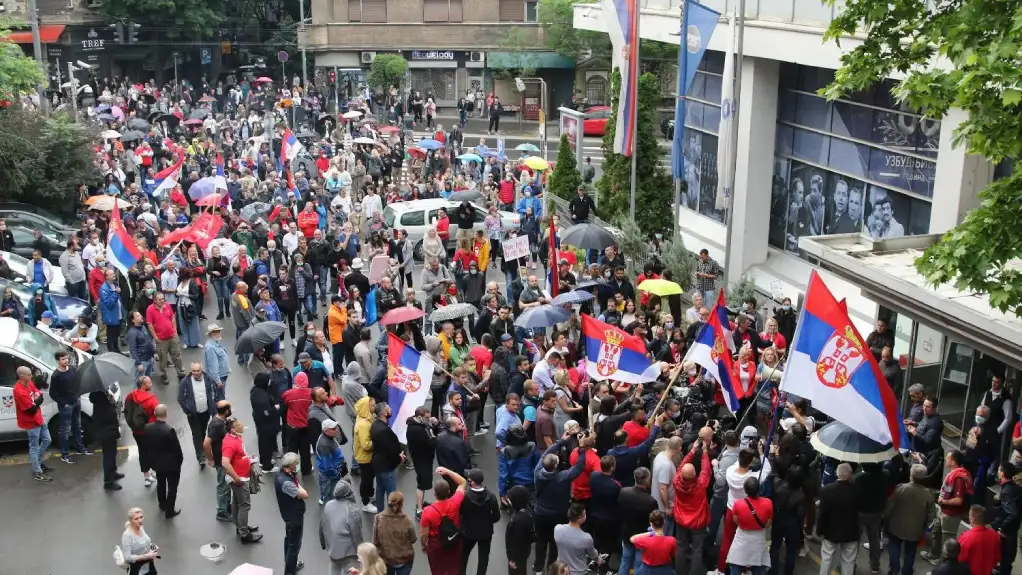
[80,28,106,52]
[410,50,456,60]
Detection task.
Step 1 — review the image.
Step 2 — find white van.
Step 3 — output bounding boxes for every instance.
[382,199,520,260]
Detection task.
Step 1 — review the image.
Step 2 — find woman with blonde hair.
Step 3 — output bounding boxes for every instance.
[121,507,158,574]
[349,542,388,575]
[373,492,417,575]
[422,226,445,264]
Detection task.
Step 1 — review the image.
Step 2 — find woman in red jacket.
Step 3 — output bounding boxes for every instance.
[732,345,759,419]
[297,203,320,239]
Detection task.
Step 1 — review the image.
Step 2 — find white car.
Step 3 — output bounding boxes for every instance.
[0,318,117,443]
[1,251,67,295]
[382,199,520,261]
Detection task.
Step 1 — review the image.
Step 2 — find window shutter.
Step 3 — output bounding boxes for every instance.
[498,0,523,21]
[423,0,449,22]
[361,0,387,22]
[449,0,463,22]
[348,0,361,21]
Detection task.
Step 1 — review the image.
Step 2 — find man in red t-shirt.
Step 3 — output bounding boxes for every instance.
[13,366,51,481]
[622,406,651,448]
[569,434,602,501]
[420,467,467,575]
[436,208,451,243]
[146,293,184,383]
[222,418,263,543]
[959,505,1001,575]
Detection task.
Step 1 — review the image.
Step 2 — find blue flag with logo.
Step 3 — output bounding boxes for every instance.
[672,0,720,180]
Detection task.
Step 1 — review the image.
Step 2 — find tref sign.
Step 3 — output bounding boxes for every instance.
[81,28,105,52]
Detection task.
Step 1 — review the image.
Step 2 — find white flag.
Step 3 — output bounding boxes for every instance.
[715,14,736,211]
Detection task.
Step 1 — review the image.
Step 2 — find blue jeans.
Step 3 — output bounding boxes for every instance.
[27,425,51,474]
[387,563,413,575]
[135,358,154,379]
[302,294,316,320]
[211,278,230,313]
[729,566,766,575]
[505,270,516,303]
[318,267,330,301]
[887,536,918,575]
[319,472,340,502]
[620,542,643,575]
[58,402,85,457]
[376,469,397,510]
[66,280,88,301]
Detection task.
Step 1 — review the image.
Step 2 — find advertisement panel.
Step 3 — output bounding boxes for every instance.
[558,107,585,177]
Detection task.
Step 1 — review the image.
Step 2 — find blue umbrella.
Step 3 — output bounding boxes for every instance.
[95,104,111,113]
[574,280,618,297]
[552,290,594,306]
[457,153,482,164]
[98,113,116,122]
[514,304,571,329]
[480,149,506,161]
[515,143,541,153]
[187,177,218,201]
[417,138,443,151]
[809,421,897,464]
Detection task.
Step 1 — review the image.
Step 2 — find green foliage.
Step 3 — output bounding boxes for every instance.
[725,275,757,309]
[536,0,678,64]
[549,133,583,202]
[493,29,540,79]
[595,70,673,235]
[659,239,696,292]
[366,54,409,91]
[0,19,45,97]
[616,218,648,276]
[101,0,224,37]
[822,0,1022,315]
[0,110,98,214]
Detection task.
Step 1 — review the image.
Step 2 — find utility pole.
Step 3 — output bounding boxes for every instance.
[67,61,79,119]
[27,0,47,111]
[299,0,308,89]
[721,0,746,287]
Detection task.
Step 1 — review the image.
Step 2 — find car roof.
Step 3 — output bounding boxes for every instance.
[0,317,22,348]
[385,199,464,213]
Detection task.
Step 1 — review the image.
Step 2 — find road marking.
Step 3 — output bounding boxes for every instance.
[0,445,132,467]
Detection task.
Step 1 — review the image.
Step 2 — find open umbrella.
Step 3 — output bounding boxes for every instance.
[187,177,218,201]
[119,130,145,142]
[810,421,897,464]
[235,321,288,354]
[416,138,443,151]
[380,306,426,326]
[342,110,363,119]
[515,143,541,153]
[428,303,477,322]
[98,113,116,122]
[379,126,400,134]
[353,137,376,145]
[514,304,571,329]
[228,564,274,575]
[456,153,482,164]
[183,118,203,126]
[449,190,482,202]
[407,147,426,160]
[574,279,618,297]
[296,129,318,139]
[94,104,111,113]
[523,157,550,171]
[561,223,618,251]
[480,149,507,161]
[189,108,210,120]
[199,95,216,103]
[552,290,594,306]
[99,129,121,139]
[194,193,224,207]
[126,118,149,131]
[111,106,125,121]
[86,196,133,211]
[204,238,240,260]
[156,113,179,126]
[358,117,378,126]
[74,352,136,395]
[239,202,272,222]
[255,76,273,83]
[637,278,683,297]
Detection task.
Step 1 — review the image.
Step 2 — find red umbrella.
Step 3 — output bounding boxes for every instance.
[194,193,223,207]
[199,95,216,103]
[407,147,426,160]
[379,126,400,134]
[183,118,203,126]
[380,306,426,326]
[255,76,273,83]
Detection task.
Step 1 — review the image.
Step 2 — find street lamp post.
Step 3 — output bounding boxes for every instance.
[67,61,79,119]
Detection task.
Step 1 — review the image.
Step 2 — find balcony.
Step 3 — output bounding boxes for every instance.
[300,22,542,51]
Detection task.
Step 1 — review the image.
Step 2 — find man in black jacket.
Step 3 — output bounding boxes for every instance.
[993,461,1022,575]
[505,485,535,575]
[456,201,475,242]
[342,259,371,301]
[533,433,589,574]
[369,402,404,512]
[619,466,659,575]
[375,276,402,315]
[89,386,124,490]
[461,468,501,575]
[436,416,471,488]
[817,463,861,575]
[146,404,184,518]
[569,187,598,224]
[406,407,440,518]
[732,315,771,363]
[250,373,281,471]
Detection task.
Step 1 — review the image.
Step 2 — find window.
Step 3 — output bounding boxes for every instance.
[400,211,425,226]
[499,0,523,21]
[423,0,463,22]
[348,0,361,21]
[680,130,723,223]
[356,0,386,22]
[585,76,607,106]
[472,208,486,223]
[526,0,538,22]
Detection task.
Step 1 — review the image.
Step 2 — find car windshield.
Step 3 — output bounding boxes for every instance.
[383,206,396,228]
[12,322,73,371]
[1,251,30,268]
[0,277,32,299]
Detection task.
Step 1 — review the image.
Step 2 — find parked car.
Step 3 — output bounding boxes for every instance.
[0,277,90,330]
[582,105,613,136]
[0,202,78,229]
[1,251,67,295]
[0,318,116,444]
[0,217,68,264]
[382,199,520,261]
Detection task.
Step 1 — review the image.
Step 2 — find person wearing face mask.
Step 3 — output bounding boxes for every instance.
[0,219,14,253]
[772,297,797,346]
[516,186,542,220]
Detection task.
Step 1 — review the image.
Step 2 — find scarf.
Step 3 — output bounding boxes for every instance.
[236,292,250,310]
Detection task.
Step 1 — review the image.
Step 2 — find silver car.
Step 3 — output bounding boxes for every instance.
[382,199,520,261]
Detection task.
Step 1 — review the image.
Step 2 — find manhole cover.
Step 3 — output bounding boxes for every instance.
[200,542,227,562]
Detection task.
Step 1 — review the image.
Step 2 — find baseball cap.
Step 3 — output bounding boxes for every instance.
[467,468,485,485]
[321,419,340,431]
[558,258,569,266]
[298,352,312,361]
[500,333,513,342]
[41,311,55,320]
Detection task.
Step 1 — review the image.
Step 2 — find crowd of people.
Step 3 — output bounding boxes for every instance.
[4,75,1021,575]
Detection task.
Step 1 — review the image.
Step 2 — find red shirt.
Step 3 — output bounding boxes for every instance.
[635,273,661,306]
[436,217,450,241]
[557,249,577,267]
[760,331,787,351]
[958,525,1000,575]
[733,496,774,531]
[13,382,45,429]
[469,345,492,378]
[453,249,477,272]
[421,490,465,537]
[499,180,515,204]
[146,302,177,340]
[221,433,252,478]
[569,447,602,500]
[297,209,319,238]
[622,420,651,447]
[632,533,677,566]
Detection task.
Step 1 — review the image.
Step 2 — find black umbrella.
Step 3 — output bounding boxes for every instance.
[126,118,150,131]
[296,129,318,139]
[189,108,210,120]
[156,113,180,126]
[120,130,145,142]
[75,352,136,395]
[235,321,287,354]
[560,223,618,251]
[147,111,162,122]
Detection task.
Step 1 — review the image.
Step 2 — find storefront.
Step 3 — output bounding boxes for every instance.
[800,233,1022,443]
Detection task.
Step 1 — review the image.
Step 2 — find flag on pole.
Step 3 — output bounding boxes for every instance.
[105,205,142,279]
[715,14,736,210]
[386,333,436,443]
[779,271,909,448]
[671,0,721,180]
[548,217,559,298]
[602,0,640,156]
[683,299,740,413]
[150,156,183,196]
[581,314,663,384]
[715,289,736,353]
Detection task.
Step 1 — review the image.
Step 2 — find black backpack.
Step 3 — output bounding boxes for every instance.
[436,512,461,548]
[123,395,148,432]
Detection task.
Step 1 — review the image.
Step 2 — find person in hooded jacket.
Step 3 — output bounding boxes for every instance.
[320,478,365,575]
[89,385,124,490]
[533,431,590,574]
[340,362,367,475]
[250,372,281,471]
[353,396,378,512]
[506,485,536,575]
[673,436,712,575]
[406,406,441,519]
[460,468,501,575]
[282,372,315,475]
[374,491,418,575]
[498,423,540,505]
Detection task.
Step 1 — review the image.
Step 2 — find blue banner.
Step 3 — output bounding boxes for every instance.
[672,0,721,180]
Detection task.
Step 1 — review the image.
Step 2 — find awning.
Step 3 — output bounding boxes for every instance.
[4,25,66,44]
[487,51,575,69]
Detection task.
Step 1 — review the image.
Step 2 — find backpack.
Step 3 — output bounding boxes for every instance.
[123,393,148,432]
[436,512,461,548]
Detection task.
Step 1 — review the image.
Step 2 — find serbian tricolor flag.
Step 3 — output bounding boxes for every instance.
[581,314,662,384]
[684,298,741,413]
[106,205,142,279]
[150,156,183,196]
[386,332,435,443]
[159,212,224,250]
[547,216,559,297]
[714,289,737,353]
[779,271,909,448]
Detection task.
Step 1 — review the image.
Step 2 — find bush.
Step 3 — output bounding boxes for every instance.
[548,133,582,202]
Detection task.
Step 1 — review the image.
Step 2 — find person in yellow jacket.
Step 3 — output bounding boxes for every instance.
[473,229,491,272]
[327,295,348,375]
[352,396,377,512]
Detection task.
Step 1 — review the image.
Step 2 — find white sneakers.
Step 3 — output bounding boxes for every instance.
[362,503,378,514]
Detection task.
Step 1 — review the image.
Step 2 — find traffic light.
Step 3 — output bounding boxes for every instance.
[113,22,124,44]
[128,23,141,43]
[328,70,336,84]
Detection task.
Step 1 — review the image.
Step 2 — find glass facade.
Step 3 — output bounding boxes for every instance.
[680,51,726,223]
[769,64,940,256]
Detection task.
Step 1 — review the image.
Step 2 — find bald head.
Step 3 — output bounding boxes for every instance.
[154,404,169,420]
[681,463,696,480]
[16,366,31,381]
[699,426,714,443]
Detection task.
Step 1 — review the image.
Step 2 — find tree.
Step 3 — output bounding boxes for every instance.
[492,29,540,79]
[366,54,408,91]
[595,70,673,235]
[0,110,98,215]
[822,0,1022,315]
[536,0,679,64]
[549,133,583,202]
[101,0,224,37]
[0,20,45,99]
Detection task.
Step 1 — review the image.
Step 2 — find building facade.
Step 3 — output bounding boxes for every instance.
[574,0,1018,437]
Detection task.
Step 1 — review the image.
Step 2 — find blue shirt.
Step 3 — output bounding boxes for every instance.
[495,405,523,449]
[33,261,46,286]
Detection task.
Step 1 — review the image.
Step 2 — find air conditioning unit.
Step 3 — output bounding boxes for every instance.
[469,51,484,63]
[361,51,377,64]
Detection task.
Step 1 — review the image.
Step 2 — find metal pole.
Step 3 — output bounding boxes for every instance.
[541,79,548,161]
[55,58,62,104]
[68,62,78,119]
[27,0,47,111]
[299,0,308,89]
[173,55,179,92]
[673,1,690,241]
[721,0,746,287]
[333,66,339,114]
[628,5,641,224]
